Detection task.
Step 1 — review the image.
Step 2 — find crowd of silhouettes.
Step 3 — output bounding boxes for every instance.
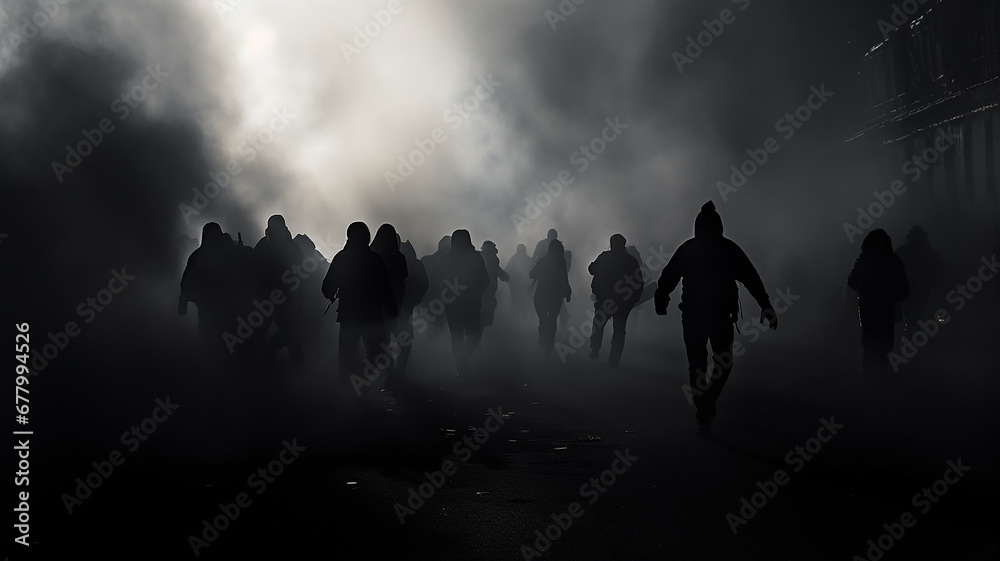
[179,202,938,429]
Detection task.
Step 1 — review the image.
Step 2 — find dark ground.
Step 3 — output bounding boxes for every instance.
[20,294,1000,561]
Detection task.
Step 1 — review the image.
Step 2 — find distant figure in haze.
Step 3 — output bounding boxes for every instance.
[505,244,533,316]
[179,223,242,353]
[292,233,329,355]
[561,249,573,329]
[419,235,453,337]
[530,239,572,354]
[371,225,409,386]
[479,241,510,332]
[532,229,559,265]
[655,201,777,430]
[390,239,429,389]
[589,234,643,366]
[895,226,943,334]
[322,222,398,383]
[437,230,489,375]
[253,215,305,364]
[848,228,909,384]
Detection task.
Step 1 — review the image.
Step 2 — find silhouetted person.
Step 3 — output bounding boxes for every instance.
[437,229,489,375]
[371,225,409,386]
[848,228,909,384]
[895,226,943,334]
[419,235,452,336]
[180,223,252,355]
[561,249,573,329]
[389,239,429,389]
[479,240,509,331]
[505,244,532,317]
[530,239,571,354]
[532,228,559,265]
[253,215,305,364]
[589,234,643,366]
[655,201,777,429]
[322,222,398,382]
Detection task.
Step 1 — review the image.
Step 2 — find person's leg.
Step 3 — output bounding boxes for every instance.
[445,306,464,365]
[703,322,736,415]
[681,318,711,421]
[609,306,632,365]
[534,298,546,348]
[590,301,607,358]
[391,312,415,386]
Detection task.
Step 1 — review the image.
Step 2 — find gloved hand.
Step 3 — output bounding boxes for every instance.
[761,306,778,331]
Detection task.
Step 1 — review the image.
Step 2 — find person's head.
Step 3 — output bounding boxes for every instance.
[547,238,565,259]
[547,228,558,240]
[265,214,292,243]
[694,201,723,238]
[861,228,892,255]
[371,223,399,253]
[346,222,370,247]
[610,233,626,251]
[481,240,497,255]
[201,222,224,247]
[516,244,527,255]
[906,225,928,245]
[451,229,475,252]
[438,235,452,251]
[400,240,417,260]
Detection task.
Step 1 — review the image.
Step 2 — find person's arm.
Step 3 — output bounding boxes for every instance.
[654,246,684,314]
[847,257,863,292]
[734,245,776,329]
[377,258,399,318]
[321,256,340,301]
[498,265,510,283]
[895,257,910,302]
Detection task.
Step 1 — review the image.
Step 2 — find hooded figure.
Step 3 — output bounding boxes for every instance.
[848,228,909,382]
[371,224,409,311]
[180,223,243,350]
[387,239,429,389]
[479,240,510,330]
[436,229,490,375]
[252,214,305,364]
[322,222,398,382]
[588,234,643,365]
[655,201,776,429]
[530,239,572,353]
[505,244,532,316]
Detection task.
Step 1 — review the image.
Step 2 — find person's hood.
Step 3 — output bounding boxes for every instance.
[694,201,723,238]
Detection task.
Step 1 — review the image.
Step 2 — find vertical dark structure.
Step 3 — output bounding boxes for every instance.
[851,0,1000,261]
